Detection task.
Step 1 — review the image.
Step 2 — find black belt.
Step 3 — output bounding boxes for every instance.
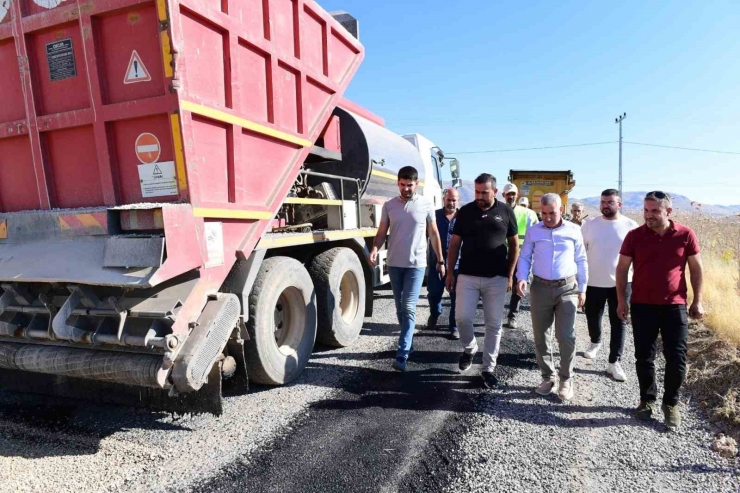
[533,275,576,287]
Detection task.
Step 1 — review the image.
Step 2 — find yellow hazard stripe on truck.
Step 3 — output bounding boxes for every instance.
[0,219,6,239]
[58,213,107,235]
[180,101,313,148]
[192,208,274,220]
[257,229,378,249]
[170,114,188,192]
[157,0,174,78]
[371,169,425,187]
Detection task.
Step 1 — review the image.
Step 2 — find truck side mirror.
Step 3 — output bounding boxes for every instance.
[448,158,461,180]
[452,178,463,188]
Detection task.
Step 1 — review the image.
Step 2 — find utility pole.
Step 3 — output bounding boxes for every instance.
[615,113,626,197]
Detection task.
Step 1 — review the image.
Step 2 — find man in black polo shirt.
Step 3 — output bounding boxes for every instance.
[446,173,519,388]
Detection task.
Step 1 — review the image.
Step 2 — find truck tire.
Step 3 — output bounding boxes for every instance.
[245,256,317,385]
[308,247,366,347]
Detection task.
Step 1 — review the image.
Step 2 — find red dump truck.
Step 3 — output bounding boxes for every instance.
[0,0,460,413]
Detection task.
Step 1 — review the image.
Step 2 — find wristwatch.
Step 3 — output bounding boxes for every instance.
[437,261,444,265]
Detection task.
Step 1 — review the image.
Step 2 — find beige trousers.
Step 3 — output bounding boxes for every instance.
[530,280,579,381]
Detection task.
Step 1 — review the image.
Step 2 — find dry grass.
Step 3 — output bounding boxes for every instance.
[684,324,740,435]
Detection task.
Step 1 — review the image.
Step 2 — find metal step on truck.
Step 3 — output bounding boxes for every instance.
[0,0,462,414]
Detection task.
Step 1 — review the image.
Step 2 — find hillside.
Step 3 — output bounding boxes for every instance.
[577,192,740,217]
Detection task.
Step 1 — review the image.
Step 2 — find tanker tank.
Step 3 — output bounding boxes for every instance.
[305,107,427,205]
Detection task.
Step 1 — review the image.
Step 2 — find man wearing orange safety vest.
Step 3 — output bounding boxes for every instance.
[502,184,539,329]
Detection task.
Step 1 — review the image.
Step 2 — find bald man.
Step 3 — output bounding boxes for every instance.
[427,188,461,339]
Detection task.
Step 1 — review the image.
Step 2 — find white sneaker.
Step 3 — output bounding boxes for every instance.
[583,342,601,359]
[535,379,556,396]
[607,362,627,382]
[558,380,574,401]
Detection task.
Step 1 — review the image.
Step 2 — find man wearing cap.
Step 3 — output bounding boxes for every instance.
[502,184,539,329]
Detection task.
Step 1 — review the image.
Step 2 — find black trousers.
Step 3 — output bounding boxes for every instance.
[631,303,689,407]
[508,272,521,317]
[585,284,630,364]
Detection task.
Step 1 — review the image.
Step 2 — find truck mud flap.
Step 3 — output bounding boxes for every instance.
[0,362,224,416]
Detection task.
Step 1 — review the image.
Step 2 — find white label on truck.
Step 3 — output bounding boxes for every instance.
[137,161,178,198]
[204,222,224,269]
[33,0,66,8]
[0,1,10,23]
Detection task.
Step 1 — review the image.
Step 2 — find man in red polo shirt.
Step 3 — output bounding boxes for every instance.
[616,191,704,431]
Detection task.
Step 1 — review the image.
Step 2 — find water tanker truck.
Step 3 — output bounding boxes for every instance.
[0,0,461,413]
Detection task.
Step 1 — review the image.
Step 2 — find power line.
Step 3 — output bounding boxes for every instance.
[448,141,617,154]
[624,141,740,155]
[446,140,740,156]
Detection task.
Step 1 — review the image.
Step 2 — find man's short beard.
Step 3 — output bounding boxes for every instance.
[602,208,617,218]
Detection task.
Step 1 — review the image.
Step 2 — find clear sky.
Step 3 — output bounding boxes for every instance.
[321,0,740,205]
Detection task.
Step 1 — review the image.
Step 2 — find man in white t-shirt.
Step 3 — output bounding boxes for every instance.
[581,189,639,381]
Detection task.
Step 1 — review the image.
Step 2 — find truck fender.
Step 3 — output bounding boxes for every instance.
[221,249,267,325]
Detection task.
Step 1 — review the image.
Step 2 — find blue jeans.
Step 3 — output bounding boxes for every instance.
[388,266,426,361]
[427,268,458,330]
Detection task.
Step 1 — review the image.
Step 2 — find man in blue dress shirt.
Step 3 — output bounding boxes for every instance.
[517,193,588,401]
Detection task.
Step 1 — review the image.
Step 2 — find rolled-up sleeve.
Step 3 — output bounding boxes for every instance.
[574,229,588,292]
[517,227,535,281]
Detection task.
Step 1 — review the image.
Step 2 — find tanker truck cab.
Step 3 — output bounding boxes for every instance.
[402,134,445,208]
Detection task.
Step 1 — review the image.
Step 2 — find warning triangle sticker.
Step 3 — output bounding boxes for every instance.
[124,50,152,84]
[153,164,163,176]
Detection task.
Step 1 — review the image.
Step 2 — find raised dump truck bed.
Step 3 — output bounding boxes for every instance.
[0,0,365,413]
[0,0,462,414]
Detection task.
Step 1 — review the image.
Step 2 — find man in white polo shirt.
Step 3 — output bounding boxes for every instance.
[581,189,639,381]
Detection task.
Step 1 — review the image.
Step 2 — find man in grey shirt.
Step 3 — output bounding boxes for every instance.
[370,166,445,372]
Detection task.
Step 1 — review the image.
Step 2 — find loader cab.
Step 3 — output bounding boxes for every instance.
[402,133,447,208]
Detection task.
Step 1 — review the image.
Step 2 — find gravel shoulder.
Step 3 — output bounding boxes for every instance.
[440,306,740,493]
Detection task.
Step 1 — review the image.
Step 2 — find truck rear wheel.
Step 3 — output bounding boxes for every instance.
[309,247,366,347]
[246,257,317,385]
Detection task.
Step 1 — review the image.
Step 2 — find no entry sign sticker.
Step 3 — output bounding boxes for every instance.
[135,133,161,164]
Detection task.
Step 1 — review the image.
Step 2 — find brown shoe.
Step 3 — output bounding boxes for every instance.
[635,401,657,421]
[662,404,682,431]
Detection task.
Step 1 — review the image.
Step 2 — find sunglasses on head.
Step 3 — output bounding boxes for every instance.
[646,191,670,199]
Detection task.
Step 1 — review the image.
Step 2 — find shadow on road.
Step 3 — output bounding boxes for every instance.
[0,392,191,458]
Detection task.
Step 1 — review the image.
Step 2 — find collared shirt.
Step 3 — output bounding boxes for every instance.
[381,194,434,268]
[517,220,588,293]
[620,220,700,305]
[429,208,460,270]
